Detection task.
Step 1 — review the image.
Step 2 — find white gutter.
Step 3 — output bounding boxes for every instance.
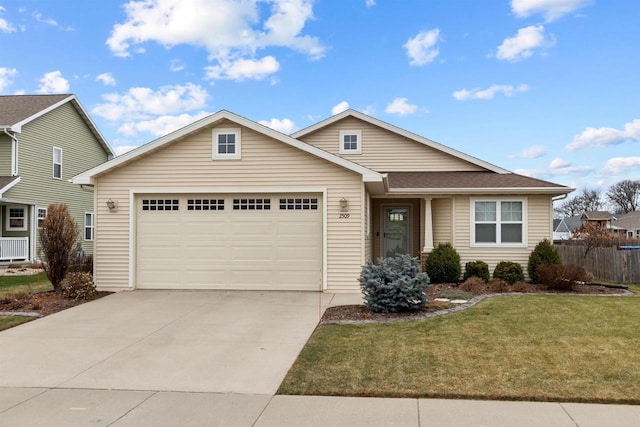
[387,187,575,195]
[2,127,19,176]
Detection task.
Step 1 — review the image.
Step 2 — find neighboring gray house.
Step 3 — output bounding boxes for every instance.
[553,215,582,240]
[611,212,640,238]
[0,94,113,262]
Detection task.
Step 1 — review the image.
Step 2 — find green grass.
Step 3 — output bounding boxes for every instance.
[0,272,52,295]
[0,315,35,331]
[279,287,640,404]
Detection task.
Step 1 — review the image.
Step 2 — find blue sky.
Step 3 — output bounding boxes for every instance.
[1,0,639,192]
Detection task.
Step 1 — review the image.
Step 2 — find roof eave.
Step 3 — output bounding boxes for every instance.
[387,186,574,195]
[0,176,20,198]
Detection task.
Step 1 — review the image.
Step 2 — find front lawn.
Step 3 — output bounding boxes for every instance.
[0,272,52,295]
[0,315,35,331]
[279,286,640,404]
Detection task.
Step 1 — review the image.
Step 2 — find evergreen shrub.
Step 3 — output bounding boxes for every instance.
[424,243,461,283]
[493,261,525,285]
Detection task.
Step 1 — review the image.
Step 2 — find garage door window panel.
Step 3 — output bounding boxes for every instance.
[142,199,180,211]
[188,199,224,211]
[279,198,318,210]
[233,198,271,210]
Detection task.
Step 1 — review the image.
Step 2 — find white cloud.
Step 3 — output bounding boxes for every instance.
[496,25,554,62]
[602,157,640,174]
[33,11,74,31]
[566,119,640,151]
[36,71,70,94]
[0,67,18,93]
[259,118,297,134]
[331,101,349,115]
[385,97,419,116]
[404,28,441,66]
[93,83,209,121]
[365,0,376,7]
[118,111,211,137]
[549,157,570,169]
[205,56,280,81]
[453,84,528,101]
[114,145,139,156]
[106,0,325,66]
[170,59,185,72]
[511,144,546,159]
[96,72,116,86]
[0,6,16,33]
[511,0,591,22]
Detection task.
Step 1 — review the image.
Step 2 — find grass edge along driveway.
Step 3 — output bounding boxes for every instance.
[279,286,640,404]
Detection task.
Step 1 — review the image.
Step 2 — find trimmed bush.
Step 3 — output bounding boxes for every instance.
[60,272,97,301]
[463,260,490,283]
[536,264,591,291]
[528,239,561,282]
[493,261,525,285]
[488,278,510,293]
[459,276,487,295]
[425,243,461,283]
[359,254,430,313]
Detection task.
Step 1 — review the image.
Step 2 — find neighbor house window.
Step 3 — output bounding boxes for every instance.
[7,206,26,231]
[84,212,94,241]
[339,130,361,154]
[212,128,241,160]
[472,199,525,245]
[37,208,47,228]
[53,147,62,179]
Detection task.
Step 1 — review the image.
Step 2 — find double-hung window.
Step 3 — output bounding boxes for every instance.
[84,212,94,241]
[212,128,241,160]
[472,199,525,245]
[37,208,47,228]
[7,206,26,231]
[339,130,361,154]
[53,147,62,179]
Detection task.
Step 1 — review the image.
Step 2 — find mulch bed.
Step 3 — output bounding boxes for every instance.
[0,291,112,316]
[322,282,630,324]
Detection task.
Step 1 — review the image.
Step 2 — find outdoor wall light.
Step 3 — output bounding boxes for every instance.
[340,197,349,212]
[106,199,118,211]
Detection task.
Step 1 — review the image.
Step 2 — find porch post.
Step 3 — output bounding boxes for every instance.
[422,197,434,253]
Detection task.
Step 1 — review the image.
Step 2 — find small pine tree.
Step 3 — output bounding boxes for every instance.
[38,204,79,292]
[528,239,562,282]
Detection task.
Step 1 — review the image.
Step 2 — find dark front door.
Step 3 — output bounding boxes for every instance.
[382,206,411,257]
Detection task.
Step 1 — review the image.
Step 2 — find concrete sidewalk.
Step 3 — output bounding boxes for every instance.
[1,388,639,426]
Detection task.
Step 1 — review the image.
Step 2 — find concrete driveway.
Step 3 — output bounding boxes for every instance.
[0,290,342,395]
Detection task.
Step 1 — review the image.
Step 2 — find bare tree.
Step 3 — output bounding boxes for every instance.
[38,204,79,292]
[606,180,640,213]
[554,188,603,217]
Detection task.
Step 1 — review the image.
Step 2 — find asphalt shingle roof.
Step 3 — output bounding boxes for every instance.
[0,94,70,127]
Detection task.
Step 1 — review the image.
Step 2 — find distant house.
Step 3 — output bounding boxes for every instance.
[553,215,582,240]
[611,212,640,238]
[580,211,615,229]
[0,94,113,262]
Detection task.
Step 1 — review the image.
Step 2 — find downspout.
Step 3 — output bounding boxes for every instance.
[3,127,18,176]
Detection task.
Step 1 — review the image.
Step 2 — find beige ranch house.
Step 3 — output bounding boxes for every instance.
[72,110,572,292]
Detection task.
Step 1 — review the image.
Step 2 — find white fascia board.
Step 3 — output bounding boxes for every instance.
[292,109,510,174]
[0,176,20,198]
[72,110,383,185]
[387,186,575,195]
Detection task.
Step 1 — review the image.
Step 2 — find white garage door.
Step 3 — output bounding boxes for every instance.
[136,194,323,291]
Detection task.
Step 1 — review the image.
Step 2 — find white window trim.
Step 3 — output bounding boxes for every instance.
[339,130,362,154]
[212,128,241,160]
[470,198,527,247]
[37,207,47,228]
[6,205,27,231]
[84,212,94,241]
[53,146,62,179]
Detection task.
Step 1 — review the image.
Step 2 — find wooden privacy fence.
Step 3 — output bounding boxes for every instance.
[556,244,640,283]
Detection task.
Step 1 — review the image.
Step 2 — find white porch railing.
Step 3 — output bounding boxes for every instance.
[0,237,29,262]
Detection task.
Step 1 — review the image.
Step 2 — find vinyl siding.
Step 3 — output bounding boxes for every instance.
[94,121,364,292]
[2,102,110,256]
[299,116,486,172]
[364,191,372,263]
[451,194,552,278]
[0,134,11,176]
[432,198,452,244]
